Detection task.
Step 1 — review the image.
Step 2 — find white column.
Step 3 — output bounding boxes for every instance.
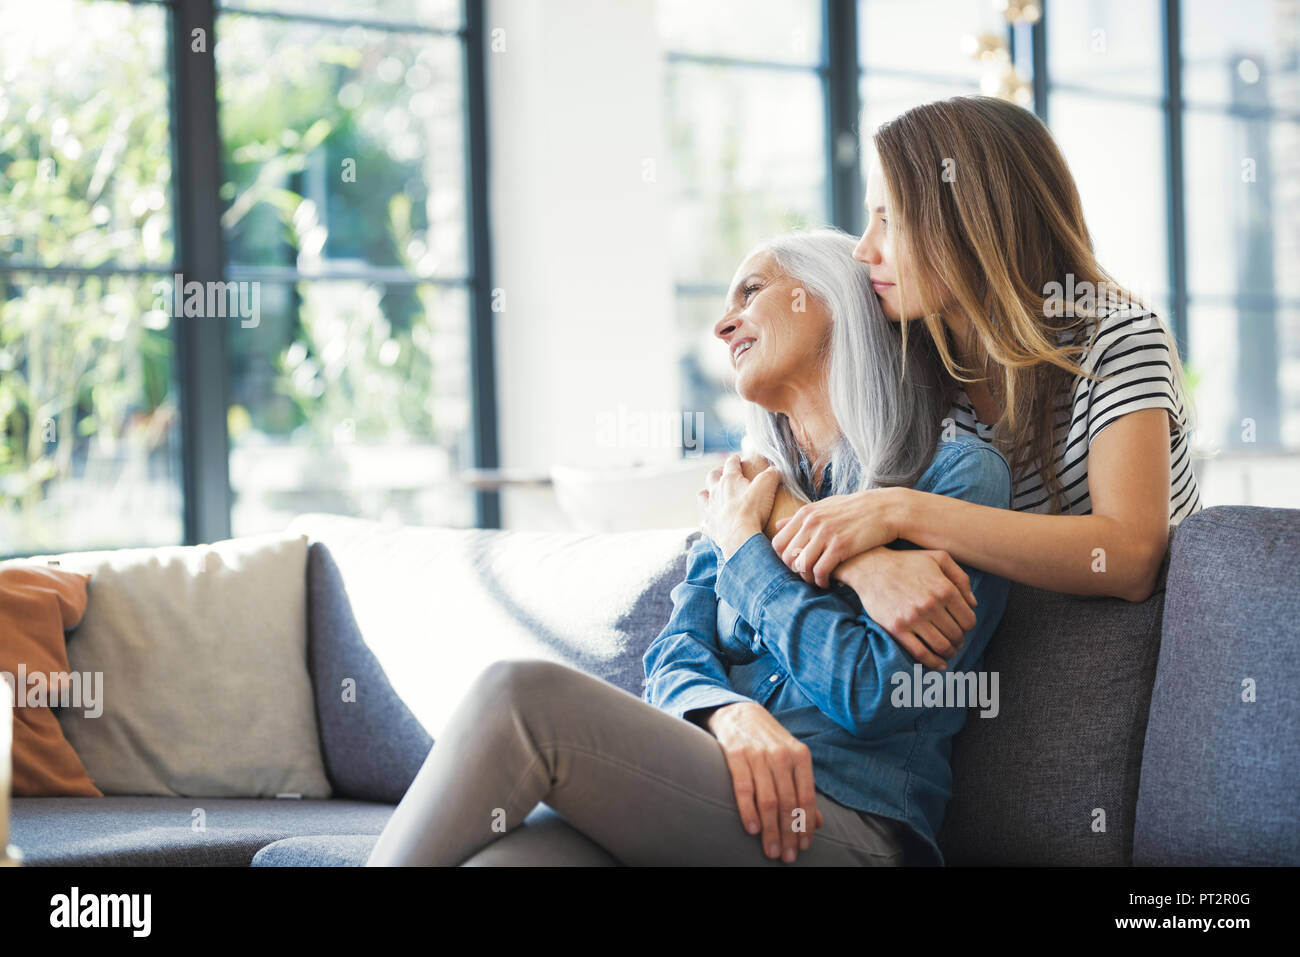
[485,0,681,528]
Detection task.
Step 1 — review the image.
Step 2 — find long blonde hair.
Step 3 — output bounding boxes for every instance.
[872,95,1196,512]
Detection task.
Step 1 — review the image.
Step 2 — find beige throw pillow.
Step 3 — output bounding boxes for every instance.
[9,533,331,798]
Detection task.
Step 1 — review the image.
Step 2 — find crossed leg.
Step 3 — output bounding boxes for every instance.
[364,658,904,867]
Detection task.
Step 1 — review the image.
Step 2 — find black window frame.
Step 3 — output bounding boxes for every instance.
[0,0,500,549]
[7,1,1294,553]
[182,0,500,538]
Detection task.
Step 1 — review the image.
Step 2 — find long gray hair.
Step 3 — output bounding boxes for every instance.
[739,226,949,502]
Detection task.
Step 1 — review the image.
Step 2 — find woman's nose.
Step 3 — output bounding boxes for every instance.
[853,231,880,266]
[713,311,739,340]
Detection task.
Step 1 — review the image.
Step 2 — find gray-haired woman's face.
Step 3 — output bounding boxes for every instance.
[713,249,833,412]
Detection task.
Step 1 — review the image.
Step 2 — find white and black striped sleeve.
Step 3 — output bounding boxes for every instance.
[1084,317,1182,446]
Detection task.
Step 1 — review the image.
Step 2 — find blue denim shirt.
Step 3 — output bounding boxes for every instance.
[642,434,1013,865]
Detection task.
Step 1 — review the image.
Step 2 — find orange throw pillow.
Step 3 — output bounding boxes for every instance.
[0,565,102,797]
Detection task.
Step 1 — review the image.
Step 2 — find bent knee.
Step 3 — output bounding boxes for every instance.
[471,658,580,704]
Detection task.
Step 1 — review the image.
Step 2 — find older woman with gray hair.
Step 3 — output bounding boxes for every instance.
[365,227,1012,867]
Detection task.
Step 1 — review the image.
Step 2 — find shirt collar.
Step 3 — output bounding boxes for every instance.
[795,447,833,500]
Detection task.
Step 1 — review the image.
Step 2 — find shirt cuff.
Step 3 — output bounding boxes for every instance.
[714,531,801,635]
[656,683,753,725]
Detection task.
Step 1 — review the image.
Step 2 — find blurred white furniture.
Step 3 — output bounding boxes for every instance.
[549,454,728,533]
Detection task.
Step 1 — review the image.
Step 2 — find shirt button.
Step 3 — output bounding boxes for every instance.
[768,674,779,683]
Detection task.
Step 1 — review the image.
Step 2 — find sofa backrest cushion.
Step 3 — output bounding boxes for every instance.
[1134,505,1300,865]
[937,536,1173,865]
[290,514,695,801]
[307,542,431,804]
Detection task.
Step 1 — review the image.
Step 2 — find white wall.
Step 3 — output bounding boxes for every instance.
[485,0,684,529]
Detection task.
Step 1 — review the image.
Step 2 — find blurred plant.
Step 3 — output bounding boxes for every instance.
[2,2,479,546]
[216,14,448,452]
[0,0,176,548]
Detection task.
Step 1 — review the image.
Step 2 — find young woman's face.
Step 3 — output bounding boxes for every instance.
[853,152,953,321]
[713,248,831,410]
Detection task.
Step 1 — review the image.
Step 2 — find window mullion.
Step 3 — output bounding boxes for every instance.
[463,0,500,528]
[170,0,232,544]
[1161,0,1189,359]
[825,0,861,235]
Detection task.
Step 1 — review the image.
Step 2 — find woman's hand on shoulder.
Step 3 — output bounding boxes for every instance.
[770,488,906,588]
[834,547,978,671]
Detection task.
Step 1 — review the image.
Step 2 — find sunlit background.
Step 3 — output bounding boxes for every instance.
[1,0,1296,554]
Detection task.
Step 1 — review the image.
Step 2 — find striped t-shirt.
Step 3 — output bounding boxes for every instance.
[943,300,1202,524]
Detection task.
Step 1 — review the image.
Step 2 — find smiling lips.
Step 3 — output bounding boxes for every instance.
[731,337,756,366]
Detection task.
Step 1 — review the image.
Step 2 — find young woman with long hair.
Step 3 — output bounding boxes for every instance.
[761,96,1201,670]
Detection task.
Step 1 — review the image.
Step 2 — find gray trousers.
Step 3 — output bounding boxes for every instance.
[364,659,906,867]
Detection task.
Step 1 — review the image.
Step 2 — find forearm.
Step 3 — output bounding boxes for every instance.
[719,538,900,737]
[644,657,752,723]
[642,540,753,720]
[764,483,865,586]
[716,533,1006,737]
[894,489,1168,601]
[764,482,802,539]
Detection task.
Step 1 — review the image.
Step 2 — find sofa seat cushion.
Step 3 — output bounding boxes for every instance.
[252,835,380,867]
[252,804,621,866]
[9,797,394,866]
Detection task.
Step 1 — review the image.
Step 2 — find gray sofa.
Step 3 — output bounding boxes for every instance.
[11,505,1299,866]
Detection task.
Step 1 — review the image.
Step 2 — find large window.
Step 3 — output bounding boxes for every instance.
[1046,0,1172,354]
[1179,0,1299,458]
[5,0,1295,556]
[859,0,993,131]
[0,0,493,556]
[656,0,829,452]
[215,1,475,535]
[1045,0,1299,504]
